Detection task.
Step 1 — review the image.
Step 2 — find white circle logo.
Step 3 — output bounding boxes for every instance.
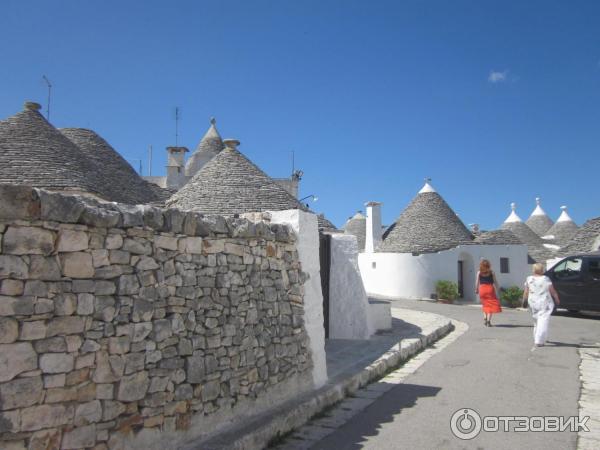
[450,408,482,440]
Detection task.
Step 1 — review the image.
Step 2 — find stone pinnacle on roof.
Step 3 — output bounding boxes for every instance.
[418,178,436,193]
[504,202,522,223]
[544,206,578,247]
[184,117,224,177]
[378,180,473,254]
[526,197,554,236]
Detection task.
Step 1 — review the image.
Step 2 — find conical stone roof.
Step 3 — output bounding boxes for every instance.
[560,217,600,255]
[544,206,578,247]
[167,140,308,215]
[525,197,554,236]
[343,211,366,251]
[0,102,108,197]
[500,203,552,263]
[185,118,224,177]
[378,181,474,254]
[60,128,171,204]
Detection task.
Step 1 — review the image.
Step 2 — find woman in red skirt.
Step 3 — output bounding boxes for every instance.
[475,259,502,326]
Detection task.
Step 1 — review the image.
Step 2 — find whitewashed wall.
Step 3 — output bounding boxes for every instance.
[328,234,374,339]
[358,244,529,301]
[270,210,327,388]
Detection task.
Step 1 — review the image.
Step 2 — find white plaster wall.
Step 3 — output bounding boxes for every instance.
[358,244,529,301]
[328,234,374,339]
[269,210,327,388]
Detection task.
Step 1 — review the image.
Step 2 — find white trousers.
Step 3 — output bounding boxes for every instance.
[531,305,553,345]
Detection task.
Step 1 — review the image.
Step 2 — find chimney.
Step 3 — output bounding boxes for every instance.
[165,146,189,189]
[470,223,480,235]
[223,139,240,150]
[365,201,383,253]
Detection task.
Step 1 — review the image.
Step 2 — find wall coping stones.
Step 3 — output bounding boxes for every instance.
[0,184,295,242]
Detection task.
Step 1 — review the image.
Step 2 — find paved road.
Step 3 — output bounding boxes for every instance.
[301,300,600,450]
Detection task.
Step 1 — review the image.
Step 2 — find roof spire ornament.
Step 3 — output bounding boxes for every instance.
[531,196,547,216]
[505,202,522,223]
[210,117,216,125]
[418,177,436,194]
[557,205,574,223]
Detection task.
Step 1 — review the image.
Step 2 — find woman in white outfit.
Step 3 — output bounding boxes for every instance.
[523,263,560,349]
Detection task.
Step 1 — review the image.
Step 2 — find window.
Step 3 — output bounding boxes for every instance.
[500,257,510,274]
[589,259,600,275]
[552,258,582,280]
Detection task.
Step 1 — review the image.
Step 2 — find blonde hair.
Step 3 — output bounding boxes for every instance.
[479,259,491,275]
[532,263,544,275]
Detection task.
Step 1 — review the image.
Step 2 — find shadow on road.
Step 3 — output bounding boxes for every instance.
[492,324,533,328]
[310,383,441,450]
[545,341,600,349]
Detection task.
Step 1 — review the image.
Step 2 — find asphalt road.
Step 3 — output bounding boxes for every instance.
[307,300,600,450]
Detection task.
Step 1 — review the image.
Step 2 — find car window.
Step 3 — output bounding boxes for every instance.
[589,259,600,275]
[553,258,582,279]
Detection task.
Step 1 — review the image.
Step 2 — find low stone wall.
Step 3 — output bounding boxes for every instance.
[0,185,313,449]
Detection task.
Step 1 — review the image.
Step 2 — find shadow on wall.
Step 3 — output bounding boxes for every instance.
[309,383,442,450]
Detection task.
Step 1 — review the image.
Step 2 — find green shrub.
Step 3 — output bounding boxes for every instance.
[500,286,523,308]
[435,280,459,302]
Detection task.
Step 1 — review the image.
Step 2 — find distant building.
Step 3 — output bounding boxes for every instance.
[357,181,529,300]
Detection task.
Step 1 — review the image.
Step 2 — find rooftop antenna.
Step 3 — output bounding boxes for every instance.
[174,107,180,146]
[148,145,153,176]
[291,150,295,175]
[127,159,142,175]
[42,75,52,121]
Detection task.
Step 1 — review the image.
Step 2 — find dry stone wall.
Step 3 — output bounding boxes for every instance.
[0,184,312,450]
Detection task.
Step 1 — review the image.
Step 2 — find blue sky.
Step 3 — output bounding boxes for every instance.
[1,0,599,230]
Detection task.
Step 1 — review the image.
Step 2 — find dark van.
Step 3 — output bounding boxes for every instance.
[545,252,600,312]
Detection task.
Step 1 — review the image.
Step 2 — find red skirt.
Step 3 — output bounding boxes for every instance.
[479,284,502,314]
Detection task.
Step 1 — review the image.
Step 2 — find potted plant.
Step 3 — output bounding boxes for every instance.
[500,286,524,308]
[435,280,459,304]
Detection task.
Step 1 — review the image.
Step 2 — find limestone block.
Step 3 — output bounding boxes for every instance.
[34,337,67,353]
[155,235,178,251]
[1,279,24,296]
[123,238,152,255]
[151,319,172,342]
[20,404,73,431]
[132,322,152,342]
[201,379,221,401]
[29,255,61,280]
[148,376,169,393]
[19,320,48,340]
[75,353,95,370]
[164,208,186,234]
[117,204,144,227]
[80,339,101,353]
[0,376,43,409]
[117,371,149,401]
[105,233,124,250]
[186,352,205,383]
[60,252,94,278]
[108,250,130,265]
[0,184,40,220]
[74,400,102,426]
[39,189,85,223]
[132,298,153,322]
[24,280,48,296]
[65,335,82,352]
[0,295,34,316]
[0,255,29,279]
[0,342,37,381]
[35,298,54,314]
[77,293,94,315]
[108,336,131,354]
[54,293,77,315]
[92,351,120,383]
[46,316,86,337]
[3,226,55,255]
[142,205,164,230]
[44,373,66,388]
[181,237,203,254]
[40,353,74,373]
[94,296,116,322]
[102,400,126,420]
[56,229,89,252]
[92,249,110,268]
[96,384,114,400]
[94,281,116,295]
[0,317,18,343]
[61,424,96,449]
[118,275,140,295]
[202,239,224,254]
[28,427,63,450]
[136,256,159,271]
[0,410,20,433]
[80,205,120,228]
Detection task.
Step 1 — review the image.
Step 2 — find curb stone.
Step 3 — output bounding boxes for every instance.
[577,344,600,449]
[185,311,455,450]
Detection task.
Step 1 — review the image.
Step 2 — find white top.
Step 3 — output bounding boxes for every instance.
[525,275,554,310]
[504,202,522,223]
[418,180,436,193]
[556,206,574,223]
[530,197,548,217]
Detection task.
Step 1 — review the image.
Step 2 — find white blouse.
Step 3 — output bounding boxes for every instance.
[525,275,554,310]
